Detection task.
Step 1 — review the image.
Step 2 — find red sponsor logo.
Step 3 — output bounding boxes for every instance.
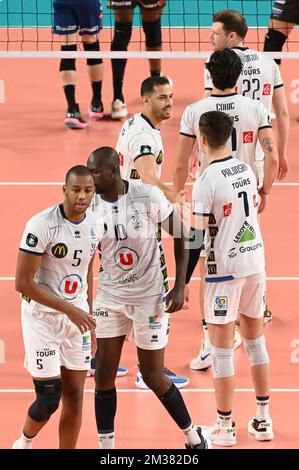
[119,152,124,166]
[263,83,271,95]
[235,86,238,93]
[119,253,133,266]
[243,131,253,143]
[223,203,232,217]
[253,194,259,208]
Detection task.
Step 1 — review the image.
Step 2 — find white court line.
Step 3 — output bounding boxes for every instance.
[1,277,299,281]
[1,389,299,393]
[0,182,299,187]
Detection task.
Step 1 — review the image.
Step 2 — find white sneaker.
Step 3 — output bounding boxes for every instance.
[111,99,128,119]
[189,340,212,370]
[12,437,32,449]
[248,417,274,441]
[201,419,236,447]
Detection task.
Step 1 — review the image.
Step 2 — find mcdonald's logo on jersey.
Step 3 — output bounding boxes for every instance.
[52,243,68,259]
[59,274,83,300]
[130,169,140,179]
[115,247,140,271]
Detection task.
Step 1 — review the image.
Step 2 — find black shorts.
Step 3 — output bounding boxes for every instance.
[108,0,166,11]
[270,0,299,24]
[53,0,103,36]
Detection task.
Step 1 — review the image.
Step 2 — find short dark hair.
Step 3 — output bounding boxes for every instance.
[140,76,170,96]
[205,49,242,90]
[213,9,248,39]
[65,165,93,184]
[199,111,233,149]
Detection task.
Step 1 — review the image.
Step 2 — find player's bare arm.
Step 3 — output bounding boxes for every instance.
[272,86,289,180]
[15,251,96,334]
[173,135,196,191]
[161,211,188,313]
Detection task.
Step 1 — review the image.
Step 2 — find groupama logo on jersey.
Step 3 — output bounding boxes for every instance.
[59,274,83,300]
[114,247,139,271]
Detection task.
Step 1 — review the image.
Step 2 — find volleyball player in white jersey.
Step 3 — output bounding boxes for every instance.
[174,48,278,371]
[87,146,211,450]
[186,111,274,446]
[12,166,101,449]
[115,75,188,388]
[204,9,289,180]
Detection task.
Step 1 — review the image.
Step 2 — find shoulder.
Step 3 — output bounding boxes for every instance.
[26,205,59,228]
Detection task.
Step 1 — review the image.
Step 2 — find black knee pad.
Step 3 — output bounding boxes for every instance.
[111,22,132,51]
[83,40,103,66]
[264,28,287,65]
[28,379,62,423]
[59,44,77,72]
[142,19,162,48]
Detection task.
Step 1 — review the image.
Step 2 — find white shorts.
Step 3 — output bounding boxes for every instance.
[93,296,170,350]
[204,272,266,325]
[21,300,91,378]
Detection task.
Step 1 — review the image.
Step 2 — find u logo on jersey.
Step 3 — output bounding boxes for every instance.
[59,274,83,300]
[115,247,139,271]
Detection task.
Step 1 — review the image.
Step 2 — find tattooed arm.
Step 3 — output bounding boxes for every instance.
[257,128,279,213]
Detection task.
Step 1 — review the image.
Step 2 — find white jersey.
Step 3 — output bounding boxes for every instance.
[90,181,173,305]
[116,113,164,181]
[19,204,103,313]
[193,156,265,282]
[204,47,283,113]
[180,93,271,177]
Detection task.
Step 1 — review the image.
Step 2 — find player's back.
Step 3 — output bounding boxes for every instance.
[116,113,164,181]
[181,93,271,176]
[193,156,265,281]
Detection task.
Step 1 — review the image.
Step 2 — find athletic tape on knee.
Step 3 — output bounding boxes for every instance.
[264,28,287,65]
[28,378,62,422]
[111,22,132,51]
[83,40,103,66]
[245,335,269,366]
[59,44,77,71]
[211,345,234,379]
[142,19,162,48]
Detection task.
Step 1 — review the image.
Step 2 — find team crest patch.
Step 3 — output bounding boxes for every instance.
[52,243,68,258]
[140,145,152,155]
[214,296,228,316]
[26,233,38,247]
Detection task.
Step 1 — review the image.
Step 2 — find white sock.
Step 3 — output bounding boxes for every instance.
[20,431,34,447]
[182,423,201,446]
[98,432,115,449]
[256,396,270,419]
[217,410,232,426]
[202,320,211,349]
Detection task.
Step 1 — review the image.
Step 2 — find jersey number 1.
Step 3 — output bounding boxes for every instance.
[238,191,249,217]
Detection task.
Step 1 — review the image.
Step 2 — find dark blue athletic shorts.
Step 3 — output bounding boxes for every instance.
[53,0,103,36]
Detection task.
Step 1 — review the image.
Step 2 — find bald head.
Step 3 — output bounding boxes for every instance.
[87,146,120,170]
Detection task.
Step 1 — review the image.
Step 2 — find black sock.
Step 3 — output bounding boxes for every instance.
[95,388,117,433]
[158,383,191,429]
[63,84,76,110]
[112,59,126,102]
[91,81,102,106]
[150,70,161,77]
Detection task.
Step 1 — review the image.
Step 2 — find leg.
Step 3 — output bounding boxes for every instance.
[13,375,62,449]
[264,19,295,65]
[141,6,165,76]
[82,33,104,118]
[94,336,126,449]
[111,9,133,112]
[59,367,87,449]
[137,347,208,448]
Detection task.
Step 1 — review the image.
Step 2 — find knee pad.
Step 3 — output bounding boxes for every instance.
[211,345,234,379]
[28,378,62,422]
[111,22,132,51]
[83,40,103,66]
[264,28,287,65]
[245,335,269,366]
[142,19,162,48]
[59,44,77,72]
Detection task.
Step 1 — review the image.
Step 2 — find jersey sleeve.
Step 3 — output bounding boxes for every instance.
[258,102,272,130]
[19,216,49,256]
[129,131,158,162]
[180,105,197,138]
[148,186,173,223]
[192,172,213,216]
[273,60,284,89]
